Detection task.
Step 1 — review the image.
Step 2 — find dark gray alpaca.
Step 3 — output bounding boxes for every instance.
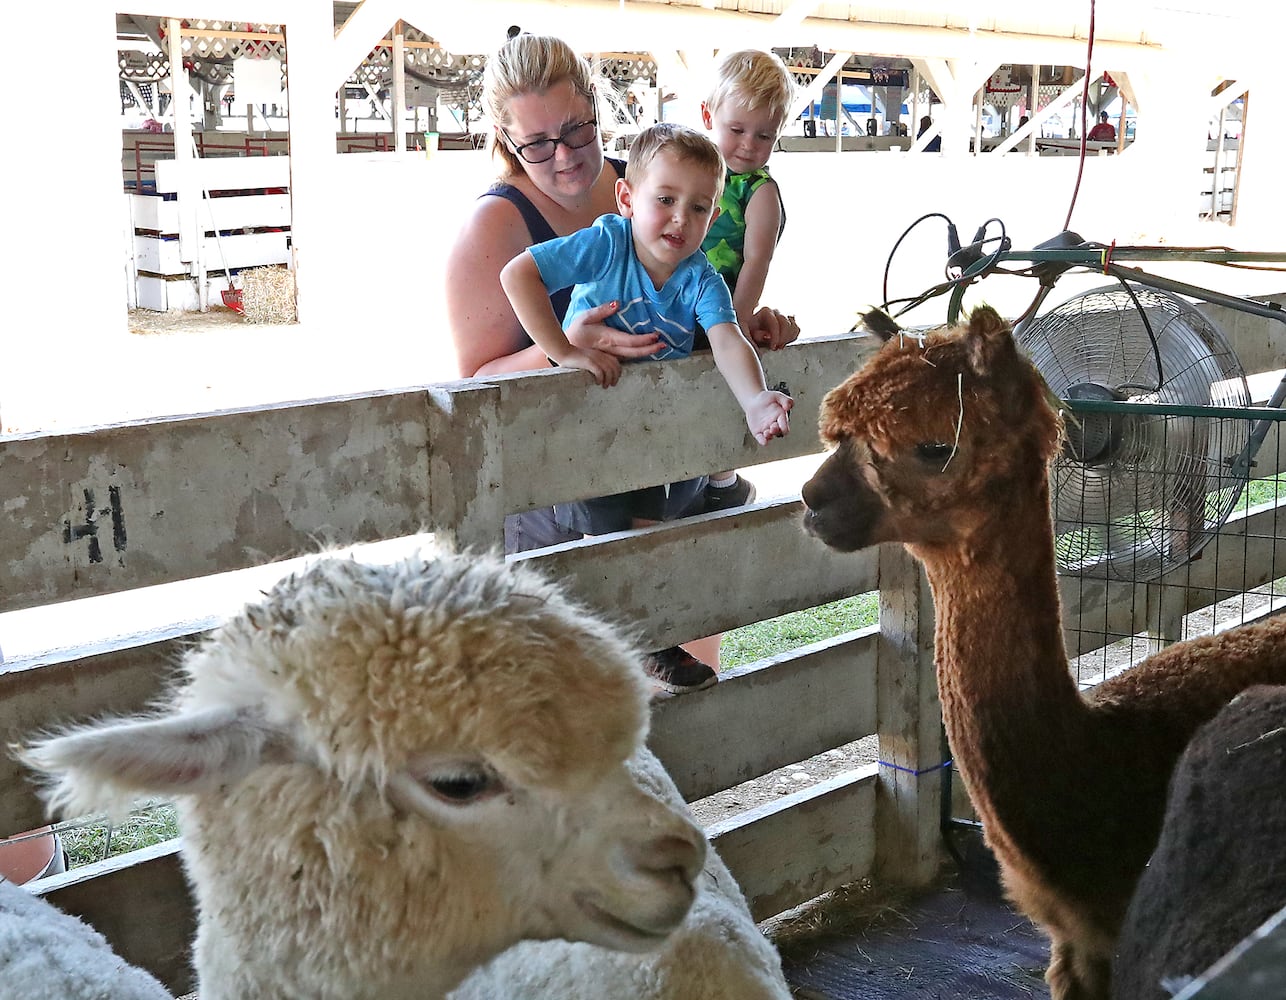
[1112,683,1286,998]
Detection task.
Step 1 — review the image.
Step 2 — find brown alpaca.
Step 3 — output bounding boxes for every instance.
[800,305,1286,1000]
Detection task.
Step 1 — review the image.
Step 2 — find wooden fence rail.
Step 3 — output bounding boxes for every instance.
[3,323,1285,993]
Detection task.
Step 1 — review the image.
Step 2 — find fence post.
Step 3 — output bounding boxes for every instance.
[1146,580,1186,651]
[426,383,506,552]
[873,545,946,885]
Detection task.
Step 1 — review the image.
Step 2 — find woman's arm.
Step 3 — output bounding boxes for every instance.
[445,197,552,378]
[447,196,661,377]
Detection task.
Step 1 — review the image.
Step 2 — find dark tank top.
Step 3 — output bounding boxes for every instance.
[481,158,627,331]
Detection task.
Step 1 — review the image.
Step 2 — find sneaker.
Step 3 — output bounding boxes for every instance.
[643,647,718,695]
[702,475,757,513]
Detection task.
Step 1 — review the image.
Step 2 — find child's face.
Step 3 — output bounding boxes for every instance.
[616,150,721,280]
[701,98,783,174]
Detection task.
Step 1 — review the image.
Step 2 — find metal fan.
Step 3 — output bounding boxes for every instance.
[1016,283,1251,581]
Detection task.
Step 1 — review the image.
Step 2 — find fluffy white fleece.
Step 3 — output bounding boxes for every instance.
[0,878,173,1000]
[451,747,792,1000]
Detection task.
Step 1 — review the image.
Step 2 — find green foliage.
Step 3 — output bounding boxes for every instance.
[721,592,879,667]
[59,803,179,870]
[1238,473,1286,511]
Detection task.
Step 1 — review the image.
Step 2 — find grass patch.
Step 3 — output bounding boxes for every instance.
[720,592,878,668]
[1239,473,1286,510]
[59,802,179,870]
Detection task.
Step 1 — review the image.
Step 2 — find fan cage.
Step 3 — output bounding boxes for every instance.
[1018,284,1252,581]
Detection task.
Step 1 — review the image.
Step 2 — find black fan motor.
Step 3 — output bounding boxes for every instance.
[1062,382,1126,465]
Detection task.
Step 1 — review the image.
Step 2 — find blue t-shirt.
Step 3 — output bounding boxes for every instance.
[528,214,737,360]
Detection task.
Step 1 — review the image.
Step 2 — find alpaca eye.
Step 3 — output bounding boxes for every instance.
[916,442,955,462]
[426,766,499,804]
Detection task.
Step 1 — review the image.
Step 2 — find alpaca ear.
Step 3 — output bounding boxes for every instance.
[860,308,901,342]
[963,305,1017,376]
[18,706,289,819]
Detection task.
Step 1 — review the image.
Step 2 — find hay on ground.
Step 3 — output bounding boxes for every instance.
[239,265,296,325]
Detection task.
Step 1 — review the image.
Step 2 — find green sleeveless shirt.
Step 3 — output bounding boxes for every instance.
[701,167,787,294]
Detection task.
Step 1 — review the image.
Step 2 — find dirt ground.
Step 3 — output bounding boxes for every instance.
[690,735,881,827]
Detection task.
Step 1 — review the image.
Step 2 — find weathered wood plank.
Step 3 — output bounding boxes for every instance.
[0,506,874,834]
[0,628,204,835]
[1199,295,1286,378]
[493,333,876,514]
[873,546,946,884]
[514,498,880,650]
[709,767,879,921]
[650,629,878,802]
[1,392,431,614]
[35,841,196,996]
[426,382,506,552]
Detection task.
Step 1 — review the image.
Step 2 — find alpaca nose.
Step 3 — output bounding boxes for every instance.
[630,824,706,887]
[801,471,827,512]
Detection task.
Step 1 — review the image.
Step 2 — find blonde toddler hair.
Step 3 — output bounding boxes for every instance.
[625,123,727,203]
[705,49,795,131]
[482,34,596,176]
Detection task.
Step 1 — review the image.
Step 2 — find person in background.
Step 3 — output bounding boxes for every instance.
[918,114,941,152]
[1088,110,1117,142]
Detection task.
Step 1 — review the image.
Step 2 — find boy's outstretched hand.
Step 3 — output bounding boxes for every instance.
[554,347,623,387]
[745,389,794,445]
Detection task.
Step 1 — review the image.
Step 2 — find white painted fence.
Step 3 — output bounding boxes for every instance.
[127,156,292,312]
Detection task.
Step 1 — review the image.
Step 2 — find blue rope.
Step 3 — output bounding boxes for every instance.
[878,758,953,776]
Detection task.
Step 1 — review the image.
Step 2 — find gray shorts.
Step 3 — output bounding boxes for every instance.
[554,477,708,535]
[504,507,583,554]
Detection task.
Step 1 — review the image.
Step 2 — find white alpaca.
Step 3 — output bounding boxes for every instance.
[20,548,706,1000]
[0,878,173,1000]
[452,746,793,1000]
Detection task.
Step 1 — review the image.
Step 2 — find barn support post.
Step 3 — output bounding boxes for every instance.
[426,382,507,552]
[873,545,945,885]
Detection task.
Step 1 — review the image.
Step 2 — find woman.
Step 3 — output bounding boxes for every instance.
[445,33,798,691]
[447,33,798,382]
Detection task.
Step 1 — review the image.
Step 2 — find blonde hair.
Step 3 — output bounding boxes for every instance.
[482,34,596,176]
[625,123,726,203]
[705,49,794,130]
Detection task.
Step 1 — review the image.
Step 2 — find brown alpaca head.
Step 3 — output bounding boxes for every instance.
[801,306,1063,554]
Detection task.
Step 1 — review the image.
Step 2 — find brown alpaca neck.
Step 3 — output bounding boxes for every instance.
[915,483,1091,836]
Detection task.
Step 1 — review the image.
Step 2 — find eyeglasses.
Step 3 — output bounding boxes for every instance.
[500,116,599,164]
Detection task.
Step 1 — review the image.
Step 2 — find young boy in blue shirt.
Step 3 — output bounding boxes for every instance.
[501,121,791,442]
[500,122,793,693]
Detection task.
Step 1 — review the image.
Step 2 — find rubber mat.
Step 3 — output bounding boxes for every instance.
[780,834,1052,1000]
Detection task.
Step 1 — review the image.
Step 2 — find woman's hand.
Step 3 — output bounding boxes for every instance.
[746,307,801,351]
[566,301,665,359]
